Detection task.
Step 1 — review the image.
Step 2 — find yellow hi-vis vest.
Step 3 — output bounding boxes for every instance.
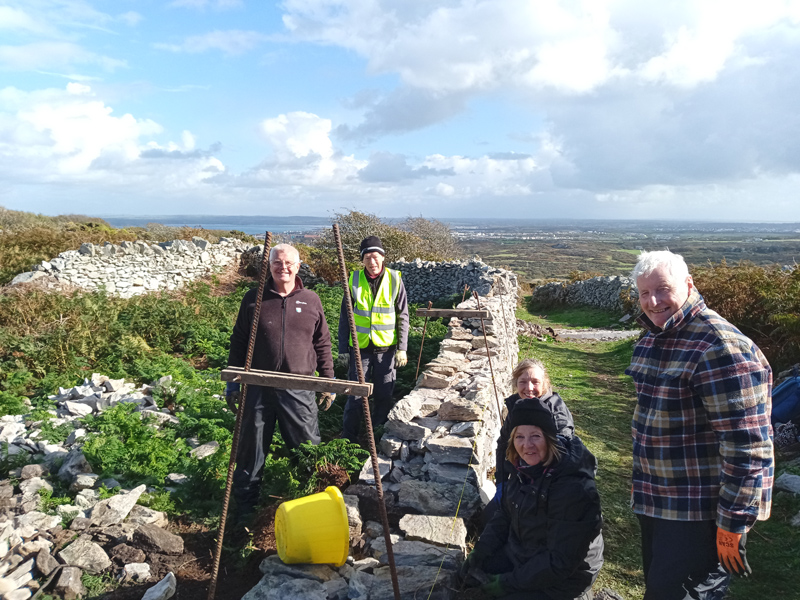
[349,268,402,348]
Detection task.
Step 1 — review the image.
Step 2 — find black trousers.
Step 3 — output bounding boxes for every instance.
[638,515,731,600]
[482,549,593,600]
[342,346,396,442]
[233,385,320,512]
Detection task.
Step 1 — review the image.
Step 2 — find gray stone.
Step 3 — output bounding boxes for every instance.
[370,564,455,599]
[419,372,450,389]
[58,536,111,574]
[426,436,477,464]
[776,473,800,495]
[14,512,61,532]
[35,548,60,577]
[450,421,481,436]
[141,572,177,600]
[19,477,52,497]
[427,462,478,486]
[126,504,169,529]
[74,489,100,511]
[57,451,92,482]
[10,271,46,285]
[55,566,86,600]
[343,494,362,542]
[70,473,100,491]
[359,456,392,485]
[387,394,425,422]
[386,419,432,441]
[438,399,484,421]
[89,484,146,526]
[133,523,184,555]
[20,464,49,480]
[189,441,219,459]
[110,543,147,564]
[397,479,480,518]
[121,562,151,582]
[379,434,403,458]
[399,514,467,550]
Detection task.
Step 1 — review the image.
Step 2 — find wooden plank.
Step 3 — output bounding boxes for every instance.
[416,308,490,319]
[220,367,373,397]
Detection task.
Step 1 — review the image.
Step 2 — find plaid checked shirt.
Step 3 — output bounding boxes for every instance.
[626,290,774,533]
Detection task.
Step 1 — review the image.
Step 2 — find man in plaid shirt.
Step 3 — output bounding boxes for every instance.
[625,250,773,599]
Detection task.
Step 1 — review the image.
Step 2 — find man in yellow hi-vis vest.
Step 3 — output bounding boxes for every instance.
[339,236,409,442]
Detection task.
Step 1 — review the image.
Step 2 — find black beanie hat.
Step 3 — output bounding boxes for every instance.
[507,403,557,437]
[360,236,385,258]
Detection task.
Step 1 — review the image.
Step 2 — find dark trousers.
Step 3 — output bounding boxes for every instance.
[483,550,593,600]
[342,346,396,442]
[233,385,320,512]
[638,515,730,600]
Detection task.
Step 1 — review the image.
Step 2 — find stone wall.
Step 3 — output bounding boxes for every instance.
[9,237,248,297]
[530,275,635,312]
[388,258,518,304]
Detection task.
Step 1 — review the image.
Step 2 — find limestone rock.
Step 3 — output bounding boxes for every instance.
[126,504,169,529]
[358,456,392,485]
[425,436,477,465]
[133,524,184,555]
[397,480,480,518]
[89,484,146,527]
[142,572,177,600]
[55,566,86,600]
[437,399,483,421]
[399,514,467,551]
[58,536,111,574]
[776,473,800,495]
[57,451,92,482]
[122,562,151,582]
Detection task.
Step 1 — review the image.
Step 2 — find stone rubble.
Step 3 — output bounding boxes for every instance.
[531,275,636,313]
[0,370,214,599]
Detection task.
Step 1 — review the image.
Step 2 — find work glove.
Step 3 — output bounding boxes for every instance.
[318,392,335,411]
[395,350,408,368]
[716,528,751,577]
[337,353,350,370]
[458,549,483,581]
[482,575,505,598]
[225,391,240,413]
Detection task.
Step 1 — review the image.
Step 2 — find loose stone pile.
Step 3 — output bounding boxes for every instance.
[389,258,518,304]
[530,276,635,312]
[242,282,520,600]
[0,374,217,599]
[9,237,249,298]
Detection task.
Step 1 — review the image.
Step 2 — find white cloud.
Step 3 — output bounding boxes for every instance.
[0,42,126,72]
[119,11,143,26]
[155,30,267,55]
[0,6,49,33]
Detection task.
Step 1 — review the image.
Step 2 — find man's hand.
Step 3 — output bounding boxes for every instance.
[318,392,335,411]
[717,528,751,577]
[482,575,505,598]
[226,391,240,413]
[337,353,350,370]
[395,350,408,368]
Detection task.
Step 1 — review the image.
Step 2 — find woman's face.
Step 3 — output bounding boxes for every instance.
[513,425,548,466]
[516,367,545,399]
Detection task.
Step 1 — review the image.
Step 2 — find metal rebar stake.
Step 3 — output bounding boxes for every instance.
[333,224,401,600]
[414,301,433,382]
[207,231,272,600]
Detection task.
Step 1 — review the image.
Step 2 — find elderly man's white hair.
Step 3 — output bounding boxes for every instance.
[631,250,690,282]
[268,243,300,263]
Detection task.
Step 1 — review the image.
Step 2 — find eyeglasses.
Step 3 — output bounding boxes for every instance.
[270,260,299,268]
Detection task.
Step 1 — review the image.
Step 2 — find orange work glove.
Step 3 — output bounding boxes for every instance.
[716,528,751,577]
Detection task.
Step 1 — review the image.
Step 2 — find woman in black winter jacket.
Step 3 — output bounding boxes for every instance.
[495,358,575,488]
[463,405,604,600]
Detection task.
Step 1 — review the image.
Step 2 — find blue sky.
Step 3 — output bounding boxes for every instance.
[2,0,800,220]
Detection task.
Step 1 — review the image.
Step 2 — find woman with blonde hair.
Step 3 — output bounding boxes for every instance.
[461,406,604,600]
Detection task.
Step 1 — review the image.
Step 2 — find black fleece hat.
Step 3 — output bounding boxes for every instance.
[360,236,385,258]
[507,403,557,437]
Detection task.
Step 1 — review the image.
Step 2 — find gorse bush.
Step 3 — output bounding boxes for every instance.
[692,260,800,369]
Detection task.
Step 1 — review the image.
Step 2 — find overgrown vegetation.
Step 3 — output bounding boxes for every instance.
[693,259,800,369]
[307,210,461,282]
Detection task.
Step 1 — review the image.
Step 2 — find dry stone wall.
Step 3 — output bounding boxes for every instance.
[531,275,635,312]
[388,258,516,303]
[9,237,249,297]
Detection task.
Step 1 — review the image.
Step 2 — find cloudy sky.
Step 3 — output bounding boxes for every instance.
[2,0,800,220]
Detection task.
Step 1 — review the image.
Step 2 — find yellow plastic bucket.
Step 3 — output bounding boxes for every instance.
[274,486,350,566]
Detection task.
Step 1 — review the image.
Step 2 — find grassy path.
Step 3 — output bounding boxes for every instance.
[518,335,800,600]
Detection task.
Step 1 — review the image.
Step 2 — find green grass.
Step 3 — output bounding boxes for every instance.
[518,335,800,599]
[518,297,633,329]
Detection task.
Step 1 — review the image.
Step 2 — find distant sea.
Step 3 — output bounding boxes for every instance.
[101,215,331,236]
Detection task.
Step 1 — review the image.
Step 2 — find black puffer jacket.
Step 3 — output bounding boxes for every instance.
[496,393,575,485]
[476,435,604,600]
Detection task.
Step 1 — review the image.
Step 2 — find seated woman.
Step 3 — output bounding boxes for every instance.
[463,405,604,600]
[496,358,575,488]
